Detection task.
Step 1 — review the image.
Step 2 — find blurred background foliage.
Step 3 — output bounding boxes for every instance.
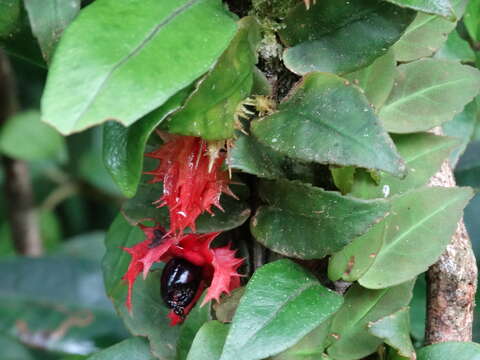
[1,0,480,359]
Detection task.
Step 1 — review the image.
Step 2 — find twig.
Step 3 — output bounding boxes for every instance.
[0,50,43,256]
[425,127,477,343]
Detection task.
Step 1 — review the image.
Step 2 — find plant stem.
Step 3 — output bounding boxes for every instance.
[0,50,43,256]
[425,127,477,344]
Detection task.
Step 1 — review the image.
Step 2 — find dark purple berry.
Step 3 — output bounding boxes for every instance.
[161,258,202,316]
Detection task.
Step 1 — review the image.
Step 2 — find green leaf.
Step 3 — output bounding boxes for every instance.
[86,338,155,360]
[165,17,260,140]
[251,179,389,259]
[23,0,80,62]
[229,130,287,179]
[464,0,480,42]
[213,287,245,323]
[443,99,478,167]
[454,141,480,190]
[177,293,212,360]
[41,0,237,135]
[0,255,126,355]
[385,0,454,19]
[271,320,332,360]
[103,89,191,198]
[251,72,405,176]
[122,181,251,233]
[0,1,45,67]
[368,307,415,359]
[0,334,34,360]
[328,216,386,282]
[349,133,461,199]
[102,215,179,360]
[186,321,229,360]
[326,281,414,360]
[393,13,456,62]
[417,342,480,360]
[435,30,476,63]
[0,110,66,161]
[0,0,21,37]
[77,127,122,196]
[359,187,473,289]
[219,259,343,360]
[280,0,414,75]
[330,166,356,195]
[344,50,396,110]
[409,276,427,342]
[379,59,480,133]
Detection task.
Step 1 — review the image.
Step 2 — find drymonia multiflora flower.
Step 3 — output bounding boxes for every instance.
[145,134,236,235]
[122,134,243,325]
[122,225,243,325]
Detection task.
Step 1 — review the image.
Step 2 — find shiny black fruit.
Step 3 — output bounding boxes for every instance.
[160,258,202,317]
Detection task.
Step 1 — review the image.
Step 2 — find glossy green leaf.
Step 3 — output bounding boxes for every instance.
[165,17,260,140]
[103,89,191,198]
[87,338,155,360]
[23,0,80,62]
[359,186,473,288]
[380,59,480,133]
[443,99,478,167]
[368,307,415,359]
[122,181,251,233]
[41,0,237,135]
[344,50,396,110]
[102,215,179,360]
[385,0,454,18]
[220,259,343,360]
[464,0,480,42]
[0,110,66,161]
[326,281,414,360]
[349,133,461,199]
[251,72,405,176]
[177,293,212,360]
[435,30,476,63]
[251,179,389,259]
[280,0,414,75]
[417,342,480,360]
[186,321,229,360]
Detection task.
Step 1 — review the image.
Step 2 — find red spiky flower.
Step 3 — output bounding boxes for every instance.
[122,224,243,325]
[145,134,236,235]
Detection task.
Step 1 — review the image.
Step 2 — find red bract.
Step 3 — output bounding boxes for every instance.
[122,224,243,325]
[145,135,235,235]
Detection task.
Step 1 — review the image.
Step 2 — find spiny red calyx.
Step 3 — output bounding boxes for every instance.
[145,134,236,235]
[122,224,243,325]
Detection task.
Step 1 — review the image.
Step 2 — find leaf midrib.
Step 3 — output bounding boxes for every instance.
[378,191,463,256]
[73,0,199,128]
[382,77,470,112]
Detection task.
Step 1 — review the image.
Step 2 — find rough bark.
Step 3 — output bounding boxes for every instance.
[0,50,43,256]
[425,127,477,344]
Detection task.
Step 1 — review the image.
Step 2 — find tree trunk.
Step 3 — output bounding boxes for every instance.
[425,127,477,344]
